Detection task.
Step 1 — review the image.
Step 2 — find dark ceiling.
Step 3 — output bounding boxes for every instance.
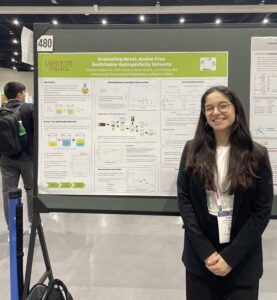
[0,0,276,71]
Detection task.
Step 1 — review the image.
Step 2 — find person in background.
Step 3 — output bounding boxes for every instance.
[177,86,273,300]
[0,82,34,229]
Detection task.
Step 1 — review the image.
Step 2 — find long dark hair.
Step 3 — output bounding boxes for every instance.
[186,86,257,194]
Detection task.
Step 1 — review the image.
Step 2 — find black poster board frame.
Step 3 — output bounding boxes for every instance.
[33,24,277,217]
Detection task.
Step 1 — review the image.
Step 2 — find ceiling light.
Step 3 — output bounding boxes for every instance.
[13,51,19,56]
[102,19,107,25]
[139,15,145,22]
[11,58,16,62]
[30,66,34,70]
[215,18,221,25]
[179,17,185,24]
[12,39,18,44]
[12,66,17,70]
[13,19,19,25]
[263,18,269,24]
[52,19,58,25]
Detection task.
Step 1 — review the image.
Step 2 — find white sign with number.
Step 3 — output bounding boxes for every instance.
[37,35,54,52]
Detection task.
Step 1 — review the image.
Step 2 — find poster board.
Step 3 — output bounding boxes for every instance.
[34,24,277,216]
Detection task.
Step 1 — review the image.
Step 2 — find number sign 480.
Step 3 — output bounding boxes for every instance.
[37,35,54,52]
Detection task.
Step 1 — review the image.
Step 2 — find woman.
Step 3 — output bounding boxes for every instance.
[177,86,273,300]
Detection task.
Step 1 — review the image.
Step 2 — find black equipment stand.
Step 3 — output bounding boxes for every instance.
[22,213,54,300]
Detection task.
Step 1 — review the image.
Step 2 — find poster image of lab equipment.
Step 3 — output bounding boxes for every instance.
[47,132,86,148]
[96,115,157,137]
[42,119,91,149]
[94,79,159,136]
[38,118,93,193]
[95,111,160,168]
[41,78,92,118]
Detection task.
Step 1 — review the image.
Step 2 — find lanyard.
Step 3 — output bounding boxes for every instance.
[215,188,222,211]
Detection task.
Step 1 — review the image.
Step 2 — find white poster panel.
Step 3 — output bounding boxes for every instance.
[250,37,277,194]
[38,52,228,196]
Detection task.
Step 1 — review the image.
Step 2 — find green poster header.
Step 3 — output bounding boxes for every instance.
[38,52,228,78]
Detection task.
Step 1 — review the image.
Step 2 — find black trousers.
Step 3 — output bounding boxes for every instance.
[186,267,259,300]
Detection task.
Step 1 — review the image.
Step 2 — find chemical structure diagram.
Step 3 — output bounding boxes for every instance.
[97,116,155,136]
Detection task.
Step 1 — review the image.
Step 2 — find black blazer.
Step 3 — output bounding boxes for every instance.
[177,140,273,286]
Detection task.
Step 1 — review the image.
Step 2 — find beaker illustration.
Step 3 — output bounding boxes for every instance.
[148,129,153,136]
[139,129,144,136]
[111,120,115,130]
[139,121,144,128]
[67,104,74,115]
[120,124,125,132]
[130,125,135,132]
[81,83,89,94]
[62,133,71,147]
[55,104,63,114]
[48,133,57,147]
[75,133,85,147]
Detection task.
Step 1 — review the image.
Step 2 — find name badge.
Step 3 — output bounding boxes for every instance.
[217,210,232,244]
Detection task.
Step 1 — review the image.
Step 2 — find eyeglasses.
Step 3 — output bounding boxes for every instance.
[203,102,233,115]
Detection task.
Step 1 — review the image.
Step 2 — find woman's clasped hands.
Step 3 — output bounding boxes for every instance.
[205,251,232,277]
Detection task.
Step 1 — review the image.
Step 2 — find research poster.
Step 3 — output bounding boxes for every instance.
[38,52,228,196]
[250,37,277,194]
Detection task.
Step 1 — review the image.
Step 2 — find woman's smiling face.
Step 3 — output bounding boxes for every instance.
[204,91,236,135]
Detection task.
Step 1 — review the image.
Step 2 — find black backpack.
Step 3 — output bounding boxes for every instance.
[0,103,27,155]
[27,279,73,300]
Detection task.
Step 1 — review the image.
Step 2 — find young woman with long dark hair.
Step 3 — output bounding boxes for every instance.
[177,86,273,300]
